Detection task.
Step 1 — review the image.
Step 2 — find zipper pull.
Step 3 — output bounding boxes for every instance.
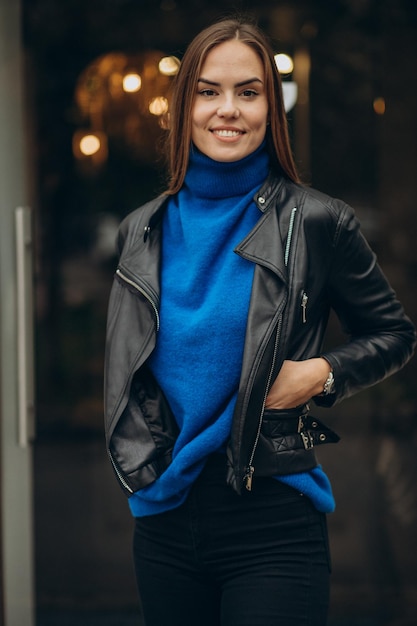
[143,225,151,242]
[244,466,255,491]
[301,292,308,323]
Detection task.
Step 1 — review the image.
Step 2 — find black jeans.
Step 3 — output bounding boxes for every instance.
[133,453,331,626]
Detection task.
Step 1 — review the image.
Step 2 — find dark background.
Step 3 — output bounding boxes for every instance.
[22,1,417,624]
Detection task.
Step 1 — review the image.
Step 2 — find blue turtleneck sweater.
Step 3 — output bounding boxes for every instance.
[128,144,335,517]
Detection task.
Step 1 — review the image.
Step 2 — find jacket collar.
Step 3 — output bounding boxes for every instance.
[123,173,293,287]
[234,173,289,284]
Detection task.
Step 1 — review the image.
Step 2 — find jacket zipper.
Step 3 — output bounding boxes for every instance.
[284,207,297,266]
[244,206,298,491]
[108,450,134,494]
[244,316,282,491]
[116,267,160,331]
[301,291,308,323]
[110,267,159,494]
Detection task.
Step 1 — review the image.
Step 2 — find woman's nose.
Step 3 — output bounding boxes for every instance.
[217,97,240,118]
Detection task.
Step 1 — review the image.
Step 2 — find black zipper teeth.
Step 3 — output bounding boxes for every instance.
[116,268,160,331]
[108,450,133,494]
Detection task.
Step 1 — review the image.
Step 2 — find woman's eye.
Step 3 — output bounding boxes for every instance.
[241,89,258,97]
[198,89,217,97]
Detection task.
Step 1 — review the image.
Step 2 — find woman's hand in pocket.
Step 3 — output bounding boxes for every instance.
[265,358,331,409]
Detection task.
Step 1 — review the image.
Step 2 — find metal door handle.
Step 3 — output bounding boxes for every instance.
[15,206,35,447]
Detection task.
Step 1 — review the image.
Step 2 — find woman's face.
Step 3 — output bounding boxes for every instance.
[191,39,269,162]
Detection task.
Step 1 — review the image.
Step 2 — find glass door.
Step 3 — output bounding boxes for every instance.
[0,2,35,625]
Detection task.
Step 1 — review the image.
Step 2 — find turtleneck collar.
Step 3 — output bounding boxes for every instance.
[184,141,270,199]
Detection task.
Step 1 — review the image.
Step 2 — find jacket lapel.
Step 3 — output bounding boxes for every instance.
[234,206,288,285]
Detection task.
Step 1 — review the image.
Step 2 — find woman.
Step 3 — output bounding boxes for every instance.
[104,18,415,626]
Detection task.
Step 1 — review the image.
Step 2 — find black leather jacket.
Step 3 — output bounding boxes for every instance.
[104,174,416,496]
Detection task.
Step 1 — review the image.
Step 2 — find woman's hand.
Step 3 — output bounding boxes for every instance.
[265,358,331,409]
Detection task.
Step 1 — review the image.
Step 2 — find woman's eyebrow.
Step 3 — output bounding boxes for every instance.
[197,77,263,87]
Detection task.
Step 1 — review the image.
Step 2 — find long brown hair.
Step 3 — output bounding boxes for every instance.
[166,18,300,194]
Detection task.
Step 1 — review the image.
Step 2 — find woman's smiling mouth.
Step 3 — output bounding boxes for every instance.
[211,129,245,137]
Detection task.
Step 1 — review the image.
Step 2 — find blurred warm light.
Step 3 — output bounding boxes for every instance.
[159,56,180,76]
[274,53,294,74]
[149,96,169,116]
[74,50,178,164]
[79,134,101,156]
[123,73,142,92]
[373,96,386,115]
[72,130,108,167]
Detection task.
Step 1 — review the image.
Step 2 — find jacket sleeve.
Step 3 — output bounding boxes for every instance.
[316,202,416,406]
